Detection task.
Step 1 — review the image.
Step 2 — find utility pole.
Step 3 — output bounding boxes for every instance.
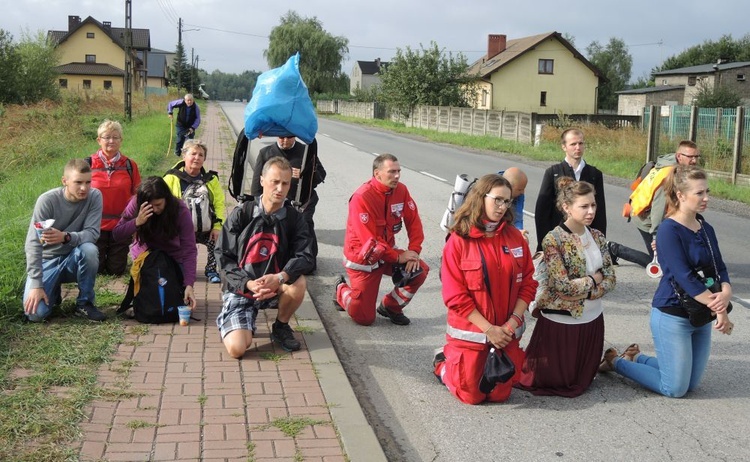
[124,0,132,120]
[191,47,194,93]
[177,17,183,92]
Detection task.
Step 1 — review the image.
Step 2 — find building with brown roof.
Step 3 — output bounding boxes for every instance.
[48,15,154,94]
[468,32,605,114]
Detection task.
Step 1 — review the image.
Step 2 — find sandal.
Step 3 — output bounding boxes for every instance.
[620,343,640,362]
[598,347,619,373]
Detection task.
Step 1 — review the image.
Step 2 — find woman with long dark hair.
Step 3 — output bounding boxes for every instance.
[600,166,733,397]
[434,174,537,404]
[113,176,197,308]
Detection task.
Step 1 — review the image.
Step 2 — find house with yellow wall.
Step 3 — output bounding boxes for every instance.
[48,15,153,95]
[468,32,604,114]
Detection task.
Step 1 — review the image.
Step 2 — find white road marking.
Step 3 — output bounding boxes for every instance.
[342,141,354,146]
[420,171,447,182]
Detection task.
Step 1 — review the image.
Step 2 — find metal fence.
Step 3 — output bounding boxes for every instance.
[644,105,749,184]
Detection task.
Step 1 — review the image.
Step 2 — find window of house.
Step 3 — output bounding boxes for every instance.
[83,80,91,89]
[540,91,547,107]
[59,79,68,88]
[104,80,112,90]
[85,54,96,63]
[738,74,746,82]
[688,76,696,86]
[538,59,554,74]
[86,32,95,38]
[481,90,488,107]
[662,79,668,85]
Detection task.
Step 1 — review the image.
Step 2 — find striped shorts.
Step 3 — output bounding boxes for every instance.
[216,292,279,338]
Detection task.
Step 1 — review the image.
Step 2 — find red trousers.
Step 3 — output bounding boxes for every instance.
[435,339,524,405]
[336,260,429,326]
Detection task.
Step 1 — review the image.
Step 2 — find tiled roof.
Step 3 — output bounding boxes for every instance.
[653,61,750,76]
[55,62,124,76]
[467,32,603,80]
[48,15,150,50]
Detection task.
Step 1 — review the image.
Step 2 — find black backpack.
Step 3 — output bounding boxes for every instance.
[117,250,185,323]
[239,205,284,281]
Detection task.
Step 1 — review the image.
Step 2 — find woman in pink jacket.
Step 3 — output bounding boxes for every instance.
[434,174,537,404]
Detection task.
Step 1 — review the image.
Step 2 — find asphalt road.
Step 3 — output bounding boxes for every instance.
[221,102,750,462]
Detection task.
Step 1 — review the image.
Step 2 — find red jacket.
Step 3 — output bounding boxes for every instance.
[89,152,141,231]
[344,177,424,269]
[442,223,537,346]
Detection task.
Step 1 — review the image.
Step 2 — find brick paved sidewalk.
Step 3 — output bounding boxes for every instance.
[78,103,347,461]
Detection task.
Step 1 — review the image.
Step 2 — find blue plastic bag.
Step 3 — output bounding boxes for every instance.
[244,53,318,144]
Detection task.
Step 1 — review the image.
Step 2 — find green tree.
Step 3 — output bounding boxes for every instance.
[201,69,261,101]
[693,79,742,108]
[654,34,750,74]
[264,10,349,94]
[14,30,59,104]
[587,37,632,111]
[0,29,19,104]
[169,41,191,92]
[378,41,476,117]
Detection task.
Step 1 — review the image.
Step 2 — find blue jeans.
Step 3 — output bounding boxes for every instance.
[175,125,194,156]
[23,243,99,322]
[614,307,712,397]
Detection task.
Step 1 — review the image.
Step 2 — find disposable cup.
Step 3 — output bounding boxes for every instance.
[178,305,191,326]
[35,219,55,244]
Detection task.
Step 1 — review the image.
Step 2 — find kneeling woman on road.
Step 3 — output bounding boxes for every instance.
[113,176,197,309]
[600,166,733,397]
[517,178,616,397]
[434,174,537,405]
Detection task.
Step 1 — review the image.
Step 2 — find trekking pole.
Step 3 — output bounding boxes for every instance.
[166,119,174,157]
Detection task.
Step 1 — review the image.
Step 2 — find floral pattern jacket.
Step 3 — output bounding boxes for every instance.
[535,223,616,318]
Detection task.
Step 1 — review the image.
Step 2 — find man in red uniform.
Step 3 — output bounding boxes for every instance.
[334,153,429,326]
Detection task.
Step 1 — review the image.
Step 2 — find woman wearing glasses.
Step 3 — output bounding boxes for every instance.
[517,177,616,397]
[434,174,537,404]
[88,120,141,275]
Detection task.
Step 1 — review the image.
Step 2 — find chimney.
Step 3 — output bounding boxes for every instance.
[68,15,81,32]
[487,34,507,59]
[103,21,111,32]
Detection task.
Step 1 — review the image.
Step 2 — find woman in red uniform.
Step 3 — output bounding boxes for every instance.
[89,120,141,275]
[434,174,537,404]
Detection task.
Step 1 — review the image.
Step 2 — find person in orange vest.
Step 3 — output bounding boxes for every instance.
[608,140,701,266]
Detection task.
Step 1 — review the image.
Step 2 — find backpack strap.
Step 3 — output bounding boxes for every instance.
[87,155,134,180]
[117,277,136,314]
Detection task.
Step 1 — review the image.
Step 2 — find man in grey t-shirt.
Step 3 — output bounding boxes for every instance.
[23,159,105,322]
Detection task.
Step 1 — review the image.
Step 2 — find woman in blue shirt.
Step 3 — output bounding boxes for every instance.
[600,165,733,397]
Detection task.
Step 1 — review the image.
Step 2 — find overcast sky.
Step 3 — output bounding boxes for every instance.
[3,0,748,87]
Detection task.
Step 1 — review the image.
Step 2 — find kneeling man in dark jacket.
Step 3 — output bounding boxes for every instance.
[215,157,314,357]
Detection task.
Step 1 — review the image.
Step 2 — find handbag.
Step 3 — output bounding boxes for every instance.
[479,347,516,393]
[672,221,733,327]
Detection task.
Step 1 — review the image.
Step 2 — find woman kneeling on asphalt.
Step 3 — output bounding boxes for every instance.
[434,174,537,405]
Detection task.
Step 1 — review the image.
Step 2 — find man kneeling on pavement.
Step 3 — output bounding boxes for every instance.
[215,157,314,358]
[334,153,429,326]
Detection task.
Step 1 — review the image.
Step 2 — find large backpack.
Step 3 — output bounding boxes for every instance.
[117,250,184,324]
[238,204,284,284]
[167,165,218,233]
[621,160,655,221]
[440,174,477,232]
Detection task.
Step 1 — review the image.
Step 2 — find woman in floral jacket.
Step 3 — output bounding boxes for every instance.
[517,177,616,397]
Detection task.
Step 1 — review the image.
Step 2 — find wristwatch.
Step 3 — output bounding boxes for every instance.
[63,232,71,244]
[277,273,285,285]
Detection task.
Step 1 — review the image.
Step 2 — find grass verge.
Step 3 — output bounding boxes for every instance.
[0,93,193,460]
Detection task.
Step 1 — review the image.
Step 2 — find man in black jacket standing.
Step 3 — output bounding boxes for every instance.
[251,136,325,269]
[167,93,201,156]
[534,128,607,251]
[215,157,314,357]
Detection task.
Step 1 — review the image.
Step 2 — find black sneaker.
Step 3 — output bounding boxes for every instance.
[433,347,446,384]
[607,241,620,266]
[333,275,346,311]
[271,323,301,352]
[377,304,410,325]
[75,302,106,322]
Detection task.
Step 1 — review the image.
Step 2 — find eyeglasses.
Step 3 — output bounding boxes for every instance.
[677,152,701,159]
[486,193,512,208]
[100,136,122,141]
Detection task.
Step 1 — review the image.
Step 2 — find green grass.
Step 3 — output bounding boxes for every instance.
[0,94,182,460]
[255,416,329,438]
[327,114,750,204]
